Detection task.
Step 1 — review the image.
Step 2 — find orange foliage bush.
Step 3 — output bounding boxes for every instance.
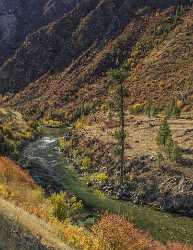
[0,156,46,219]
[92,214,153,250]
[92,214,193,250]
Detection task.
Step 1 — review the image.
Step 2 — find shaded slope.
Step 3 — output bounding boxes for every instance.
[0,0,101,92]
[0,0,80,66]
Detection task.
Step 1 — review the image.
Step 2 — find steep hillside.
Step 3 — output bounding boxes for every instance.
[0,0,192,117]
[0,0,80,66]
[125,5,193,107]
[0,198,70,250]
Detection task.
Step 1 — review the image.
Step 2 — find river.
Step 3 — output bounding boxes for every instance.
[21,134,65,193]
[20,128,193,245]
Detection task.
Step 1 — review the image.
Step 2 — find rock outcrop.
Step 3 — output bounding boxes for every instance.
[106,156,193,216]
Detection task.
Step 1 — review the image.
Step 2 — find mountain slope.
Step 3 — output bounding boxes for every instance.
[0,0,192,116]
[125,5,193,107]
[0,0,80,66]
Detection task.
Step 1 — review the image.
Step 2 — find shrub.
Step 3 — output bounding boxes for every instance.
[156,118,181,161]
[42,119,62,127]
[49,192,83,222]
[75,119,84,130]
[92,214,153,250]
[92,215,193,250]
[156,151,165,165]
[0,136,18,159]
[114,129,126,141]
[90,173,108,184]
[166,143,182,162]
[2,126,14,139]
[145,102,159,118]
[130,103,144,114]
[81,156,91,171]
[166,242,193,250]
[19,130,33,139]
[113,144,122,156]
[72,102,97,122]
[152,5,184,39]
[58,137,72,151]
[49,109,67,122]
[156,118,172,147]
[62,224,99,250]
[131,40,154,61]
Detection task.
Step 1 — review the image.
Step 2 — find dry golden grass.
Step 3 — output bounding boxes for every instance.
[0,198,71,250]
[81,112,193,161]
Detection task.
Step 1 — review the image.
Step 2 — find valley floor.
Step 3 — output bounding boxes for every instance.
[20,126,193,245]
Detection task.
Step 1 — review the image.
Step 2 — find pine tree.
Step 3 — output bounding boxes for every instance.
[107,69,127,185]
[156,118,181,161]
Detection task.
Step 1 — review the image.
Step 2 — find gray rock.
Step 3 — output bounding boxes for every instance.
[105,155,193,215]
